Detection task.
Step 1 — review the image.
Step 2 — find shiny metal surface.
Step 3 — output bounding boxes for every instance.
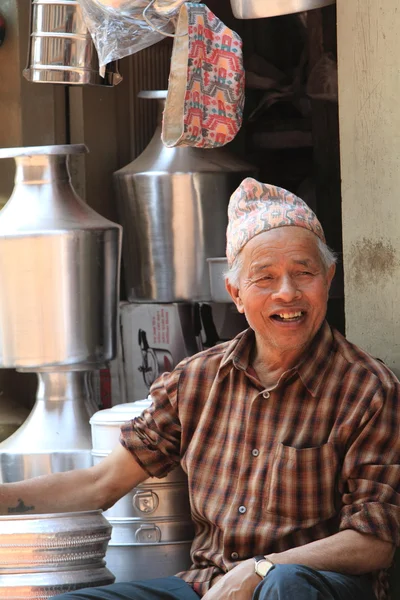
[106,540,192,583]
[207,257,232,303]
[90,399,153,453]
[108,517,194,544]
[0,510,115,598]
[230,0,335,18]
[113,90,257,302]
[0,371,93,483]
[0,144,122,370]
[101,476,190,520]
[24,0,122,86]
[0,568,115,599]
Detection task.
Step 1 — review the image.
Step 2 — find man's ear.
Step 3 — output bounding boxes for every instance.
[326,263,336,290]
[225,280,245,314]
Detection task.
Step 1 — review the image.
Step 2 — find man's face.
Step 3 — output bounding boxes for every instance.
[226,227,335,358]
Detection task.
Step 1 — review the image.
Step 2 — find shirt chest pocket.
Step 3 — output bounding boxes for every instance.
[265,442,338,524]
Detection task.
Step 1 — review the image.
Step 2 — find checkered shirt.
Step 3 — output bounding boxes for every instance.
[120,322,400,600]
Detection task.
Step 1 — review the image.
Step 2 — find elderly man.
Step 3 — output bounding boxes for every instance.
[0,178,399,600]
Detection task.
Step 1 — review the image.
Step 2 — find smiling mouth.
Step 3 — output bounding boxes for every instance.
[271,311,305,322]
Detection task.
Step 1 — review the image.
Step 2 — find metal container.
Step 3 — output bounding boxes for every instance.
[207,257,233,304]
[230,0,335,19]
[113,90,257,303]
[93,455,190,520]
[0,510,115,598]
[24,0,122,86]
[108,517,194,544]
[0,371,94,483]
[90,401,194,582]
[0,144,122,370]
[106,541,192,583]
[90,399,153,454]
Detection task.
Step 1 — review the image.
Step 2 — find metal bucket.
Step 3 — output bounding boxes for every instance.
[23,0,122,86]
[0,510,115,598]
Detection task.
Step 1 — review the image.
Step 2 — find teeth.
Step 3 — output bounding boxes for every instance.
[278,311,303,319]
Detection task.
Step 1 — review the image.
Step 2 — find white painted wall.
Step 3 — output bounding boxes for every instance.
[337,0,400,376]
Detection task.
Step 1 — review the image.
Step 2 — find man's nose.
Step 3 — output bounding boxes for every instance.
[272,275,301,302]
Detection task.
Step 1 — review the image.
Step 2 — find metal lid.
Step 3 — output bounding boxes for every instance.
[89,399,152,425]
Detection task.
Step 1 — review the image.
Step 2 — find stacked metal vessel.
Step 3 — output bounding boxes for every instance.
[90,400,193,582]
[0,144,122,483]
[0,144,122,597]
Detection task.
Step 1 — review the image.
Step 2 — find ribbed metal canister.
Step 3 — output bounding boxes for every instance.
[0,510,115,598]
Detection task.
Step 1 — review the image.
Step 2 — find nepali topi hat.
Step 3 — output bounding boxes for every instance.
[226,177,325,266]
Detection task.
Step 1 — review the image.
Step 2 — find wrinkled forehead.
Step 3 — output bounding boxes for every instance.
[240,226,323,267]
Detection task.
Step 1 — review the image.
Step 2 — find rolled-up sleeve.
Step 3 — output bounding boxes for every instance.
[339,382,400,546]
[119,360,188,478]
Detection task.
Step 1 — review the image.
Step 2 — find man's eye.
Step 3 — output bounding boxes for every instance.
[298,271,314,276]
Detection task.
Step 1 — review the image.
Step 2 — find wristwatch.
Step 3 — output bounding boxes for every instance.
[254,555,274,578]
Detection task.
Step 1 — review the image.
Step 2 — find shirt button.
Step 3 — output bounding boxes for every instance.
[238,505,246,514]
[252,448,259,457]
[231,552,239,560]
[263,391,270,399]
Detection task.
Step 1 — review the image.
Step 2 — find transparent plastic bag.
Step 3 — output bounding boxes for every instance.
[77,0,188,68]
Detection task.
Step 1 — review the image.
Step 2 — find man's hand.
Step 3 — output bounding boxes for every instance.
[202,558,262,600]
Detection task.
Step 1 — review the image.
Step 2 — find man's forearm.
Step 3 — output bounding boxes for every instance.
[266,529,395,574]
[0,467,102,515]
[0,444,149,516]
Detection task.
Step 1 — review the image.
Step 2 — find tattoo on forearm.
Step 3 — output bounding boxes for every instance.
[7,498,35,514]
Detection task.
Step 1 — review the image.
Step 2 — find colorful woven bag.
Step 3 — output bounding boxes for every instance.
[162,2,245,148]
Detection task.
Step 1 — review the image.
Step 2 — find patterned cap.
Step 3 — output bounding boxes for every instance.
[226,178,325,266]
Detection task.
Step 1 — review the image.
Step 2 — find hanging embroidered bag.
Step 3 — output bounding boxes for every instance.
[162,2,245,148]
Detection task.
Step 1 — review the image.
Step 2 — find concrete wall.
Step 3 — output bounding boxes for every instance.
[337,0,400,376]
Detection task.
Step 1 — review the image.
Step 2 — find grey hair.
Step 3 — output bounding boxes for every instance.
[224,236,337,288]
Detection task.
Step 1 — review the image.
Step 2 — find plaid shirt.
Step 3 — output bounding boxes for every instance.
[120,321,400,600]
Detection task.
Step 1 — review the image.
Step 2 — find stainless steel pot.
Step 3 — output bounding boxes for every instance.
[90,399,153,454]
[230,0,335,18]
[0,510,115,598]
[108,517,194,544]
[90,401,194,582]
[207,257,232,304]
[92,455,190,520]
[0,371,93,482]
[106,540,192,583]
[0,145,122,370]
[24,0,122,86]
[114,90,257,303]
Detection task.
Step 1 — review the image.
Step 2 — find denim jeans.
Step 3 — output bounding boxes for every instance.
[53,566,376,600]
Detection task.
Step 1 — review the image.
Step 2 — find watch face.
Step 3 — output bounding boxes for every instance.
[255,559,274,577]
